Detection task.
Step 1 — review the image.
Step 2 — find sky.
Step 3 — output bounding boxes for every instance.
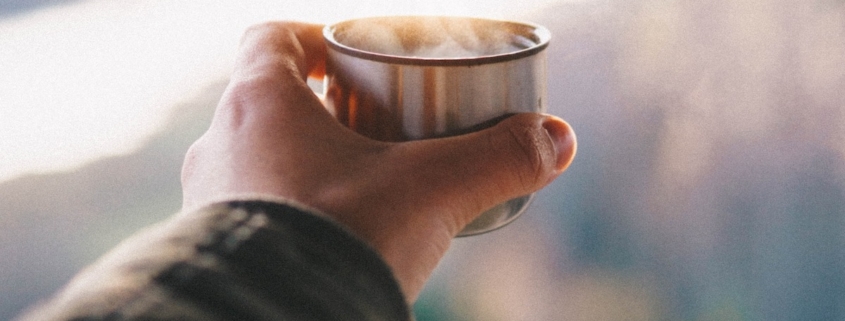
[0,0,567,183]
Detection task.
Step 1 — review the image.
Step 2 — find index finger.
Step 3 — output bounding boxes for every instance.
[233,22,327,83]
[211,22,336,136]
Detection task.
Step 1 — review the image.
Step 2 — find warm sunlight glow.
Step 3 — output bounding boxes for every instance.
[0,0,564,183]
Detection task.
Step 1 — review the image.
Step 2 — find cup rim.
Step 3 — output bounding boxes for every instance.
[323,16,551,66]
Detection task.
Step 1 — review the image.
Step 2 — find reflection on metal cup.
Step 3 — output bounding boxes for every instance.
[323,16,551,236]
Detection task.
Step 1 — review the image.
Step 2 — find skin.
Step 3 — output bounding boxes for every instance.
[180,21,576,303]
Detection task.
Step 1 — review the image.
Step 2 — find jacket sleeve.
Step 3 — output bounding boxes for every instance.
[15,199,411,321]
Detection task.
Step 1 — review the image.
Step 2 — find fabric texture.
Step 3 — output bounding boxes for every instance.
[16,200,410,321]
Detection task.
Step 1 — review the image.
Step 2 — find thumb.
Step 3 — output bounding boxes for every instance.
[398,113,576,231]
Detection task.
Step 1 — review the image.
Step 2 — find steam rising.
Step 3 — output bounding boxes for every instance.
[333,17,533,58]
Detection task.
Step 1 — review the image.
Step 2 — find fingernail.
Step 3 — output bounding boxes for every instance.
[542,117,577,172]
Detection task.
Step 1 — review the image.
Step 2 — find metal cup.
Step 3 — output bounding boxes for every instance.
[322,16,550,236]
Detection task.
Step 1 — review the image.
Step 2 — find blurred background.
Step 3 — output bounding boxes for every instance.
[2,0,844,320]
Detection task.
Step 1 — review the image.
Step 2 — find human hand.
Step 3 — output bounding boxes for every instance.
[180,22,576,302]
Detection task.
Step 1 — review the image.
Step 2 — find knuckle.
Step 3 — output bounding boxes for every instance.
[501,118,555,190]
[180,134,217,187]
[237,22,305,79]
[180,140,202,185]
[244,21,289,37]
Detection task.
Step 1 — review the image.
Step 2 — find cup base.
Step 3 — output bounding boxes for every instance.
[457,194,534,237]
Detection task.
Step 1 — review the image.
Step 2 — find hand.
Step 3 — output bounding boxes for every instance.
[180,21,576,302]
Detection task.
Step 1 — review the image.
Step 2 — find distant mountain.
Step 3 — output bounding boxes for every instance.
[0,80,226,320]
[0,0,80,17]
